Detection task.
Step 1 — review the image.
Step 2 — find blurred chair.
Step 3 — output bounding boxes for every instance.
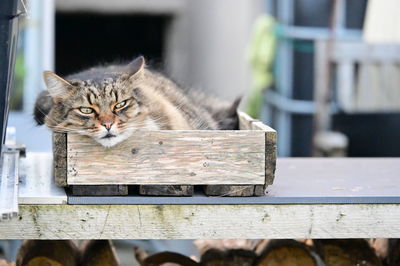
[313,40,400,156]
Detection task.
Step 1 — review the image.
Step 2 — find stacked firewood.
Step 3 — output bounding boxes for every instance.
[0,240,118,266]
[135,239,399,266]
[1,239,399,266]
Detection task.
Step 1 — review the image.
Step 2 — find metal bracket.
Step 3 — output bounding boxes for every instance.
[0,145,25,221]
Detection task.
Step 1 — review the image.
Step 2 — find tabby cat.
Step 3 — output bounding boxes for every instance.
[34,56,240,147]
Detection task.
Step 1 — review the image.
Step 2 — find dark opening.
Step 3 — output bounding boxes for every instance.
[55,12,169,76]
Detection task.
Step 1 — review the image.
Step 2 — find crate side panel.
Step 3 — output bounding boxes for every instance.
[238,113,277,188]
[53,133,68,187]
[66,130,265,185]
[253,121,277,185]
[238,111,256,130]
[265,129,277,185]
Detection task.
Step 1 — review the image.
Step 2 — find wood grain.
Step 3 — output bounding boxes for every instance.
[238,111,257,130]
[79,240,119,266]
[204,112,259,196]
[314,239,382,266]
[71,185,128,196]
[139,185,194,196]
[16,240,79,266]
[205,111,258,195]
[66,130,265,185]
[203,185,255,196]
[315,40,400,115]
[255,240,317,266]
[53,133,67,187]
[238,111,277,195]
[2,204,400,239]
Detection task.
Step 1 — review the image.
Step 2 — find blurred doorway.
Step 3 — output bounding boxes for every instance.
[55,13,169,75]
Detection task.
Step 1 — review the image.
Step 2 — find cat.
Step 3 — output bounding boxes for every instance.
[34,56,240,147]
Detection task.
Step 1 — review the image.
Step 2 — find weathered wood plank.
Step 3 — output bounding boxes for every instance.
[53,133,67,187]
[19,153,67,205]
[238,114,277,195]
[1,204,400,239]
[250,120,277,193]
[238,111,257,130]
[316,40,400,114]
[71,185,128,196]
[203,185,255,196]
[139,185,194,196]
[67,130,265,185]
[337,61,355,112]
[264,125,277,186]
[200,109,257,196]
[331,42,400,63]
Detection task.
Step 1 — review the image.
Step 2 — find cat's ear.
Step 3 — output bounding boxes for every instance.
[43,72,74,101]
[227,96,242,116]
[126,56,145,77]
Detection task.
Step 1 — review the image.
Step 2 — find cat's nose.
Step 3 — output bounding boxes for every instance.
[102,122,113,131]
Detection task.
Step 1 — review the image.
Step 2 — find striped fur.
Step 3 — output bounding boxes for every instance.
[34,56,239,147]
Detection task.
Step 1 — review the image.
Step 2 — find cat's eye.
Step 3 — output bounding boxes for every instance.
[114,101,127,110]
[79,107,94,114]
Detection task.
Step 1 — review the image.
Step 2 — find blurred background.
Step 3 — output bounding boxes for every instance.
[7,0,400,158]
[2,0,400,264]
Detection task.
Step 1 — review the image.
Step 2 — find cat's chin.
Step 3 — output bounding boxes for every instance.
[95,134,129,148]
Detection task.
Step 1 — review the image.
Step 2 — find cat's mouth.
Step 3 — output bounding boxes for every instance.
[102,133,116,139]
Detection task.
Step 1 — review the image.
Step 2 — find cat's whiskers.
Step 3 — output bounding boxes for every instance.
[36,108,92,134]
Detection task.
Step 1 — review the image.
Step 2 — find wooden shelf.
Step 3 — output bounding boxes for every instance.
[1,153,399,239]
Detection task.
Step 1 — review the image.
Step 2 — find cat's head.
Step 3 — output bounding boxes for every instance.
[43,56,154,147]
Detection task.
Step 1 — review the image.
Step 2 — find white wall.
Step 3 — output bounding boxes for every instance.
[178,0,264,101]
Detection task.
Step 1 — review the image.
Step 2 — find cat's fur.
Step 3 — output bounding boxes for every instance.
[34,56,240,147]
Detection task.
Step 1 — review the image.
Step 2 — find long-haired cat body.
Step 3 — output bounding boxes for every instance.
[34,56,239,147]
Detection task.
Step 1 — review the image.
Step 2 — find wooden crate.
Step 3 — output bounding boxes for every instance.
[53,111,276,196]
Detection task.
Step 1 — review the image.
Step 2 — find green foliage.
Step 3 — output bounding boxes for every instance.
[10,54,24,110]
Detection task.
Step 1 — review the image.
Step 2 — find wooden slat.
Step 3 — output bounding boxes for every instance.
[380,63,400,110]
[67,130,265,185]
[313,40,331,134]
[264,126,276,186]
[319,40,400,114]
[1,204,400,239]
[356,63,379,111]
[71,185,128,196]
[139,185,194,196]
[337,61,355,112]
[19,153,67,205]
[355,62,400,112]
[238,111,257,130]
[8,155,400,239]
[209,112,276,196]
[53,133,68,187]
[203,185,255,196]
[208,111,255,195]
[331,42,400,63]
[252,121,277,194]
[237,111,277,195]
